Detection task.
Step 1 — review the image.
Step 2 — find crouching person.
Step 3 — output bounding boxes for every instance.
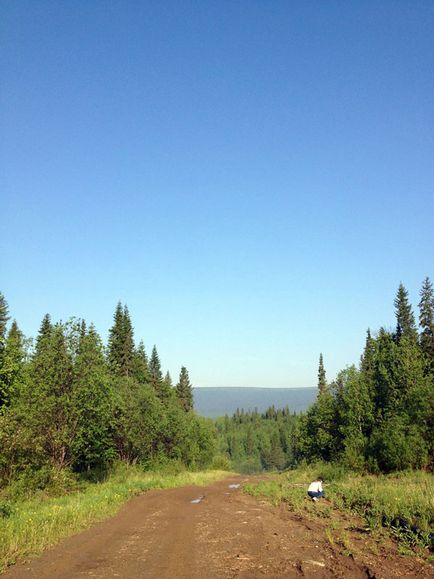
[307,477,324,502]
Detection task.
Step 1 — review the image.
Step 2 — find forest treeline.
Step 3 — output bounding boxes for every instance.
[0,299,215,491]
[1,278,433,490]
[216,279,434,473]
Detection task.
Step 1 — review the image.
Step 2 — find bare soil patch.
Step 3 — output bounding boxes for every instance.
[3,476,432,578]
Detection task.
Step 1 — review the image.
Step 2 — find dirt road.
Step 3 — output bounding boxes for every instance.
[4,476,432,578]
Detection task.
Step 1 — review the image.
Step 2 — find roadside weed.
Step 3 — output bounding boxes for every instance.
[243,463,434,552]
[0,466,231,572]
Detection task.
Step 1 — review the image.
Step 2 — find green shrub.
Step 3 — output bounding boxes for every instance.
[244,466,434,550]
[0,502,13,518]
[3,466,79,501]
[210,454,231,471]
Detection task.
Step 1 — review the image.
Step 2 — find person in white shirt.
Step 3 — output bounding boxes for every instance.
[307,477,324,501]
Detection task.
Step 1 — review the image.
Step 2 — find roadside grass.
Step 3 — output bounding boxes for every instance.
[0,464,232,573]
[243,463,434,553]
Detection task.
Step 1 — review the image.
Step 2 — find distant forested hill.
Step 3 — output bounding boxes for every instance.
[193,387,317,417]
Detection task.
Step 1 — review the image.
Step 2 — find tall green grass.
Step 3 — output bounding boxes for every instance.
[0,464,231,573]
[244,463,434,550]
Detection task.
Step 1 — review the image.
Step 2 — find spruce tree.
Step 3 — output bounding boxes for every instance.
[108,302,123,373]
[149,345,162,387]
[149,345,171,399]
[0,292,9,355]
[317,353,327,396]
[372,327,398,418]
[132,340,149,384]
[360,329,377,406]
[335,366,373,469]
[164,371,173,388]
[394,283,417,343]
[108,302,134,377]
[0,294,11,409]
[360,329,375,376]
[121,306,134,376]
[0,320,25,409]
[418,277,434,373]
[29,322,75,468]
[35,314,52,356]
[72,324,115,470]
[176,366,194,412]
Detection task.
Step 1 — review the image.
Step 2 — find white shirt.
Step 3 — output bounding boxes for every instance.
[308,481,323,493]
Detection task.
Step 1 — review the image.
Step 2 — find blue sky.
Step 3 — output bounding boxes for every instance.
[1,1,433,388]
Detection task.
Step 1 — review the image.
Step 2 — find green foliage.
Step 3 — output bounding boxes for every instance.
[27,323,76,469]
[298,390,338,462]
[1,275,433,522]
[132,340,149,384]
[108,302,134,377]
[0,465,231,572]
[215,406,300,473]
[419,277,434,373]
[0,293,218,495]
[297,280,434,473]
[0,294,11,409]
[394,283,418,343]
[0,503,12,518]
[0,409,46,486]
[317,352,327,395]
[244,464,434,550]
[112,377,164,463]
[369,417,429,472]
[261,431,286,470]
[0,321,26,410]
[175,366,194,412]
[149,345,171,400]
[70,325,116,470]
[0,292,10,353]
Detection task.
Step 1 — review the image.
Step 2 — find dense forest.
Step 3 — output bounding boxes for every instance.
[1,278,433,492]
[0,299,216,491]
[215,407,299,473]
[216,279,434,473]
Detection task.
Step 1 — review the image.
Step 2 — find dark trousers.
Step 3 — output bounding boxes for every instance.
[308,490,325,498]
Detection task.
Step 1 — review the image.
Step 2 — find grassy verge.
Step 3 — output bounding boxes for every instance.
[0,465,232,573]
[244,463,434,552]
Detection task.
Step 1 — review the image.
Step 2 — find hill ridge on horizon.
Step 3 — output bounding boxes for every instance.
[194,386,315,389]
[193,386,317,418]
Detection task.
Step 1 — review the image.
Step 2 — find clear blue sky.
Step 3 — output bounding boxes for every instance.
[1,1,433,388]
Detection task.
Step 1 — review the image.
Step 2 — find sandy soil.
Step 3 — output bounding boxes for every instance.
[3,476,433,578]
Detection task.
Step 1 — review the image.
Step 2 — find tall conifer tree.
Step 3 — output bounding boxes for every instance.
[418,277,434,373]
[0,292,9,354]
[108,302,134,377]
[0,293,11,408]
[72,324,114,470]
[0,320,25,408]
[0,292,9,371]
[394,283,417,343]
[35,314,52,356]
[148,346,172,400]
[317,353,327,396]
[176,366,194,412]
[149,345,169,399]
[132,340,149,384]
[30,323,75,468]
[360,329,377,402]
[164,371,173,388]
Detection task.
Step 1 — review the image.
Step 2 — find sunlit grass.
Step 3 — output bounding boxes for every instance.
[244,463,434,551]
[0,465,231,573]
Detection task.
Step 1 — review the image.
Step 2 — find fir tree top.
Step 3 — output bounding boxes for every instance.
[317,353,327,396]
[394,283,417,343]
[0,292,10,351]
[418,276,434,370]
